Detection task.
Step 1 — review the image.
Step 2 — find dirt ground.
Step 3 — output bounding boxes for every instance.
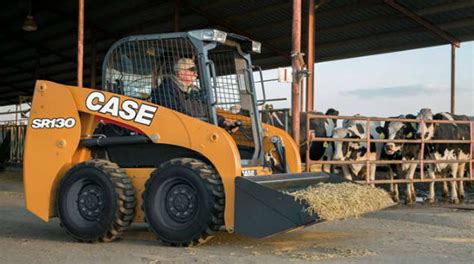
[1,169,473,264]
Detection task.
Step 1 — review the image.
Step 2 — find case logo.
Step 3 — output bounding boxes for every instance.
[31,118,76,129]
[85,91,157,126]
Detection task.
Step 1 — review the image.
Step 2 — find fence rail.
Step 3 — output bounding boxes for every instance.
[305,113,474,185]
[0,124,27,165]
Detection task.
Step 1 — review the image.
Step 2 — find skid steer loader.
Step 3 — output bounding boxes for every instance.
[24,29,347,246]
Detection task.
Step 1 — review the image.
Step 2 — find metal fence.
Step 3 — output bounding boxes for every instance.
[0,124,27,165]
[0,100,29,165]
[259,108,291,132]
[305,113,473,185]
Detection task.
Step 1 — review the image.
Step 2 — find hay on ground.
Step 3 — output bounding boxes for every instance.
[292,183,394,221]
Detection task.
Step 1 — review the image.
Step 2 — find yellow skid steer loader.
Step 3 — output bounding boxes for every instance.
[24,29,346,246]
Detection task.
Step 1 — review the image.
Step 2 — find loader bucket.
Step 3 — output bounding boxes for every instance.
[234,172,349,238]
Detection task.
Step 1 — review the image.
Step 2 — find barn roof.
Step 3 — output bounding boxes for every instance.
[1,0,473,105]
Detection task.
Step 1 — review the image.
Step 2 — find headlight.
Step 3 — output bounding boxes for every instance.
[252,41,261,53]
[202,29,227,43]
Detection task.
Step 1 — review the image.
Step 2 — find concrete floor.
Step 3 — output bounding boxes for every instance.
[1,169,473,264]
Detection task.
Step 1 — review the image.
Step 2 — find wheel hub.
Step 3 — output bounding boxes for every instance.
[78,184,104,221]
[166,184,197,222]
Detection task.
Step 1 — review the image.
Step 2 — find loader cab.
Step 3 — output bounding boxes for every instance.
[102,29,265,167]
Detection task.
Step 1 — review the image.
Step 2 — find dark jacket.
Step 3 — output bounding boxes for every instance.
[150,77,209,119]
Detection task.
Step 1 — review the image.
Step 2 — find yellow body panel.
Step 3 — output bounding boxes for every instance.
[24,80,303,231]
[23,82,82,220]
[124,168,154,222]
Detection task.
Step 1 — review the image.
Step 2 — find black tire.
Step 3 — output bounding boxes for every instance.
[57,159,136,242]
[143,158,225,247]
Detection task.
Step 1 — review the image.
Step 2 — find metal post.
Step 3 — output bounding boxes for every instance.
[306,0,315,112]
[451,44,456,114]
[306,114,311,172]
[291,0,302,144]
[420,120,425,180]
[300,78,304,112]
[366,118,371,184]
[77,0,84,87]
[469,122,473,179]
[90,31,96,89]
[174,0,181,32]
[15,104,18,124]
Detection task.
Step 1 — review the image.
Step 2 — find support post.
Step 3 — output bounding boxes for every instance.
[174,0,181,32]
[451,44,456,114]
[90,31,96,89]
[291,0,302,144]
[77,0,84,87]
[306,0,315,112]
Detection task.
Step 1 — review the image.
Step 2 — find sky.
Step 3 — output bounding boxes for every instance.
[1,41,473,122]
[257,41,473,117]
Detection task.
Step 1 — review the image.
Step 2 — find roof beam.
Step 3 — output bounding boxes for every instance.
[1,2,177,75]
[246,1,385,35]
[0,31,75,66]
[6,13,474,87]
[225,2,291,21]
[417,0,474,15]
[318,39,447,63]
[268,17,474,50]
[186,2,289,60]
[319,0,474,36]
[45,8,118,40]
[383,0,460,47]
[0,26,76,60]
[0,90,28,98]
[0,62,33,77]
[200,0,244,11]
[0,79,32,103]
[0,1,172,68]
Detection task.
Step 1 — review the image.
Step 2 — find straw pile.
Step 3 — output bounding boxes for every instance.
[292,183,394,221]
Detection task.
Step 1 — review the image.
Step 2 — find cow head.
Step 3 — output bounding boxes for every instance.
[415,108,434,140]
[376,115,416,156]
[325,108,339,125]
[332,128,362,160]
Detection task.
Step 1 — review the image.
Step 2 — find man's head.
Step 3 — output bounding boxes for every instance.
[174,58,198,87]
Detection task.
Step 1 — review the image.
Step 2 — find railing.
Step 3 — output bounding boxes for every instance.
[1,124,27,164]
[259,108,291,132]
[305,113,473,185]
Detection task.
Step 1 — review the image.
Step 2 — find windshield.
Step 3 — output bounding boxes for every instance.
[208,43,262,163]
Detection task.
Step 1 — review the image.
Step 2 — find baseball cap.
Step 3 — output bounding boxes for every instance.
[174,58,196,72]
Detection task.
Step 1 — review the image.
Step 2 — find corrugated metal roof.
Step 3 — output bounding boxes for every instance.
[0,0,473,105]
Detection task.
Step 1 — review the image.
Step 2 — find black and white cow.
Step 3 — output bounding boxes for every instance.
[416,109,471,204]
[300,109,339,172]
[261,106,339,172]
[332,116,382,185]
[376,115,419,203]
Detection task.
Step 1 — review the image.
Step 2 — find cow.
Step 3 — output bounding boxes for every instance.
[261,105,339,172]
[416,108,471,204]
[300,109,339,172]
[332,115,382,185]
[376,115,419,203]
